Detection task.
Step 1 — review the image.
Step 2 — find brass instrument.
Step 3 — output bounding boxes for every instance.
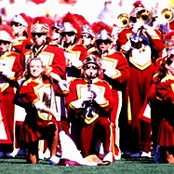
[116,13,130,28]
[161,7,174,23]
[136,9,152,25]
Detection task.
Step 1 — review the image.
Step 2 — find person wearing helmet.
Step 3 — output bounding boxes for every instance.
[10,13,32,53]
[19,16,67,160]
[79,24,95,54]
[50,21,61,45]
[66,55,114,164]
[117,2,165,158]
[91,21,129,161]
[0,24,23,158]
[59,13,88,83]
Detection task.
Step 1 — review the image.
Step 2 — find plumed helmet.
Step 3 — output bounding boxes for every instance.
[11,13,30,27]
[96,29,112,42]
[31,16,53,34]
[91,21,113,42]
[0,24,14,42]
[81,24,95,38]
[60,12,81,41]
[82,55,100,68]
[130,1,145,17]
[60,22,77,34]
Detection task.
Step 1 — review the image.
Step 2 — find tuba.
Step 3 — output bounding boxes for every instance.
[116,13,130,28]
[136,9,152,25]
[161,7,174,23]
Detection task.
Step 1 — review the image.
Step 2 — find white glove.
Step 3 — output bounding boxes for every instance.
[121,39,132,51]
[58,80,69,92]
[132,20,144,33]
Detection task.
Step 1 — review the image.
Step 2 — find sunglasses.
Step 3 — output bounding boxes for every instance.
[61,32,75,37]
[31,33,46,38]
[84,64,98,70]
[10,21,23,27]
[97,40,111,45]
[81,35,91,39]
[0,40,10,45]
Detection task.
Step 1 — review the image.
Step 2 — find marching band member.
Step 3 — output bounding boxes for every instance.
[91,21,130,160]
[20,16,66,159]
[0,24,23,157]
[119,2,165,157]
[10,13,32,54]
[59,12,88,83]
[66,55,114,164]
[17,57,65,164]
[149,50,174,163]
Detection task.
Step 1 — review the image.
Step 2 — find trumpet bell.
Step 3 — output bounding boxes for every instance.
[116,13,130,28]
[161,8,174,23]
[136,9,152,25]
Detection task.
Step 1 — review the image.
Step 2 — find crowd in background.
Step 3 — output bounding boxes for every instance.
[1,0,174,165]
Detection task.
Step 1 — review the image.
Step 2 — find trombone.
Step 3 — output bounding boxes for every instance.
[136,9,153,25]
[116,13,130,28]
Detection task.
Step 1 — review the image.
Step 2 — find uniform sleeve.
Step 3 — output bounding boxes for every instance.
[19,83,38,105]
[50,47,66,78]
[156,80,174,103]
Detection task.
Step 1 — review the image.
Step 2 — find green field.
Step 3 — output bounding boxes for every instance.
[0,156,174,174]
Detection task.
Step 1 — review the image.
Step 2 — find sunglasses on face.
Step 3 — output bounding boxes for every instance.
[97,40,111,45]
[0,40,10,45]
[81,35,91,39]
[61,32,75,37]
[10,21,23,27]
[31,33,46,38]
[84,64,98,70]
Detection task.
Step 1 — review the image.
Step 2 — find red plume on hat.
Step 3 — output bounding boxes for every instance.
[31,16,54,35]
[0,24,14,41]
[133,1,144,8]
[91,21,112,35]
[60,12,81,41]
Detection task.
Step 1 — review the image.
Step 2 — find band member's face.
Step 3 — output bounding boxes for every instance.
[29,59,43,78]
[11,21,26,37]
[32,33,47,46]
[84,63,98,78]
[0,40,10,53]
[61,32,76,44]
[80,34,93,46]
[98,40,111,52]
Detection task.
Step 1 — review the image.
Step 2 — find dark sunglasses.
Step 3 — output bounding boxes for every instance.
[97,40,111,45]
[0,40,10,45]
[84,64,98,70]
[61,32,75,37]
[10,21,23,27]
[31,33,46,38]
[81,35,91,39]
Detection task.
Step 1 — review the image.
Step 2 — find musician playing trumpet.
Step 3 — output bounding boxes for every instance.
[117,1,165,158]
[66,55,114,164]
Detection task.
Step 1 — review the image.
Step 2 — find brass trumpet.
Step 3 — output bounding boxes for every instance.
[116,13,130,28]
[161,7,174,23]
[136,9,152,25]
